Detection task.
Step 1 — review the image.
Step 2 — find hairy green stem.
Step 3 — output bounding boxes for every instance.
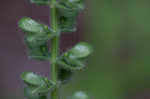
[50,0,59,99]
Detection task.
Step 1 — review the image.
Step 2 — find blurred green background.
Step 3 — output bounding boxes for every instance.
[1,0,150,99]
[62,0,150,99]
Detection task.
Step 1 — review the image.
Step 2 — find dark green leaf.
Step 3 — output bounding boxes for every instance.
[24,87,40,99]
[24,33,51,61]
[58,57,85,70]
[58,16,77,32]
[24,87,47,99]
[57,5,78,17]
[24,32,53,47]
[27,44,50,60]
[30,0,50,5]
[62,0,84,8]
[56,0,84,32]
[31,85,50,95]
[58,68,73,84]
[57,0,84,17]
[35,78,55,94]
[69,91,90,99]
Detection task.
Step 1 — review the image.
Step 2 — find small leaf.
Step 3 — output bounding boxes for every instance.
[24,87,47,99]
[27,44,50,60]
[57,0,84,17]
[24,32,54,47]
[56,0,84,32]
[57,5,78,17]
[18,17,57,60]
[57,42,92,70]
[70,91,90,99]
[21,72,55,87]
[67,42,93,59]
[35,78,55,94]
[58,68,73,84]
[57,57,85,70]
[18,17,51,34]
[30,0,50,5]
[21,72,45,86]
[22,72,56,99]
[31,85,50,95]
[58,16,77,32]
[24,87,40,99]
[24,33,51,61]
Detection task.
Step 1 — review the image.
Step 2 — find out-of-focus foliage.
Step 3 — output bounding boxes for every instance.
[62,0,150,99]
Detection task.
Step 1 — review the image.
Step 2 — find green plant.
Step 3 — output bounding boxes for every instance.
[18,0,93,99]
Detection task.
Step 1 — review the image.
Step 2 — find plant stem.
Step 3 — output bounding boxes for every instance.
[50,0,59,99]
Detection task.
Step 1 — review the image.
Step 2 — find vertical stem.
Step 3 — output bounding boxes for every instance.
[50,0,59,99]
